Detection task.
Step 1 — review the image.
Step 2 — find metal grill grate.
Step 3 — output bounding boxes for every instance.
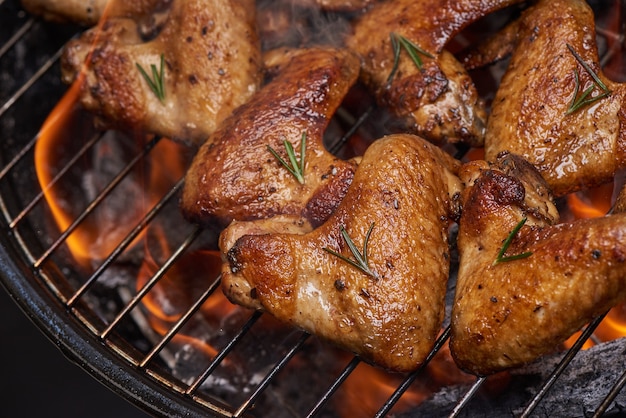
[1,0,626,417]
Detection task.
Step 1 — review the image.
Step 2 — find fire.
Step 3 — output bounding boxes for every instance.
[337,362,428,417]
[563,182,626,349]
[34,77,189,266]
[137,222,237,362]
[336,333,477,417]
[565,182,613,220]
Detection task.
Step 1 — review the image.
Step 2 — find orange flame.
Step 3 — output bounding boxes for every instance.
[337,362,428,417]
[563,182,625,349]
[566,182,613,219]
[136,222,237,361]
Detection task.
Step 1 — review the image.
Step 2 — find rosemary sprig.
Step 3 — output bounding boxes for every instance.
[565,44,611,114]
[323,222,379,279]
[136,53,166,103]
[492,217,533,265]
[387,32,434,83]
[267,132,307,184]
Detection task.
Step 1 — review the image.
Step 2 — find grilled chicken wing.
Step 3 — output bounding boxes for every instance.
[220,134,462,372]
[180,47,359,228]
[485,0,626,197]
[346,0,523,146]
[21,0,169,26]
[60,0,262,145]
[450,153,626,376]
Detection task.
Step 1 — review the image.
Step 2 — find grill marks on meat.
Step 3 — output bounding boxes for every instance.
[346,0,523,146]
[180,47,360,228]
[450,153,626,376]
[485,0,626,197]
[60,0,262,145]
[220,134,462,372]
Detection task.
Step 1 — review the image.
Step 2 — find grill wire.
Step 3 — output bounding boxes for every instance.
[1,1,626,417]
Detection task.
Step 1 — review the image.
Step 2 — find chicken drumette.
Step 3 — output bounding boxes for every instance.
[450,153,626,376]
[485,0,626,197]
[346,0,523,146]
[180,47,360,229]
[61,0,262,145]
[220,134,462,372]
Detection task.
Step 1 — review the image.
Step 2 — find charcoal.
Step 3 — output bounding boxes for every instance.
[397,338,626,417]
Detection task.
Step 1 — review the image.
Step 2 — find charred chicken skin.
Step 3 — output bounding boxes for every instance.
[346,0,523,146]
[485,0,626,197]
[180,47,360,229]
[221,134,462,372]
[60,0,262,145]
[450,153,626,376]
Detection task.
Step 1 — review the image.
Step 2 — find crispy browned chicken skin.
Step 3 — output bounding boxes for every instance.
[61,0,262,145]
[180,47,360,228]
[220,134,462,372]
[485,0,626,197]
[346,0,522,146]
[21,0,170,26]
[450,153,626,376]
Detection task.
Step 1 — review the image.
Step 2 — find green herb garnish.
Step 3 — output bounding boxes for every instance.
[136,53,166,103]
[566,44,611,114]
[493,217,533,265]
[324,222,378,279]
[387,32,434,83]
[267,132,307,184]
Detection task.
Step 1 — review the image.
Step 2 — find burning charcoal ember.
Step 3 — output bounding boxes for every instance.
[60,0,262,146]
[345,0,524,146]
[485,0,626,197]
[20,0,171,26]
[403,338,626,417]
[220,134,462,372]
[450,152,626,376]
[180,47,360,229]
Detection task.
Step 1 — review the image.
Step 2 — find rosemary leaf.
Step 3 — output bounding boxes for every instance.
[386,32,433,84]
[565,44,610,115]
[267,132,306,184]
[493,217,533,265]
[136,53,166,103]
[323,223,379,279]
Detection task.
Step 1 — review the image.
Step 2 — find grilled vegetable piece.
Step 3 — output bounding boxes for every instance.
[346,0,524,146]
[220,134,462,372]
[60,0,262,145]
[450,152,626,376]
[485,0,626,197]
[180,47,360,228]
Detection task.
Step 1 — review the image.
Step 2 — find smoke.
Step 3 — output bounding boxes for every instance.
[256,0,353,51]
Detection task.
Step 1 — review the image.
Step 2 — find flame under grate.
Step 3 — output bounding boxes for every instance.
[1,0,626,417]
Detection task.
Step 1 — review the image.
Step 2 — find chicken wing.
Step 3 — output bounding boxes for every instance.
[20,0,169,26]
[180,47,360,229]
[346,0,523,146]
[221,134,462,372]
[450,152,626,376]
[485,0,626,197]
[60,0,262,145]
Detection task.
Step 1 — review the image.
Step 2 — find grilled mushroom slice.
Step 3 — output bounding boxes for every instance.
[220,134,462,372]
[450,152,626,376]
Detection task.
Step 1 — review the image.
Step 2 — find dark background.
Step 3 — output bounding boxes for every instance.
[0,287,151,418]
